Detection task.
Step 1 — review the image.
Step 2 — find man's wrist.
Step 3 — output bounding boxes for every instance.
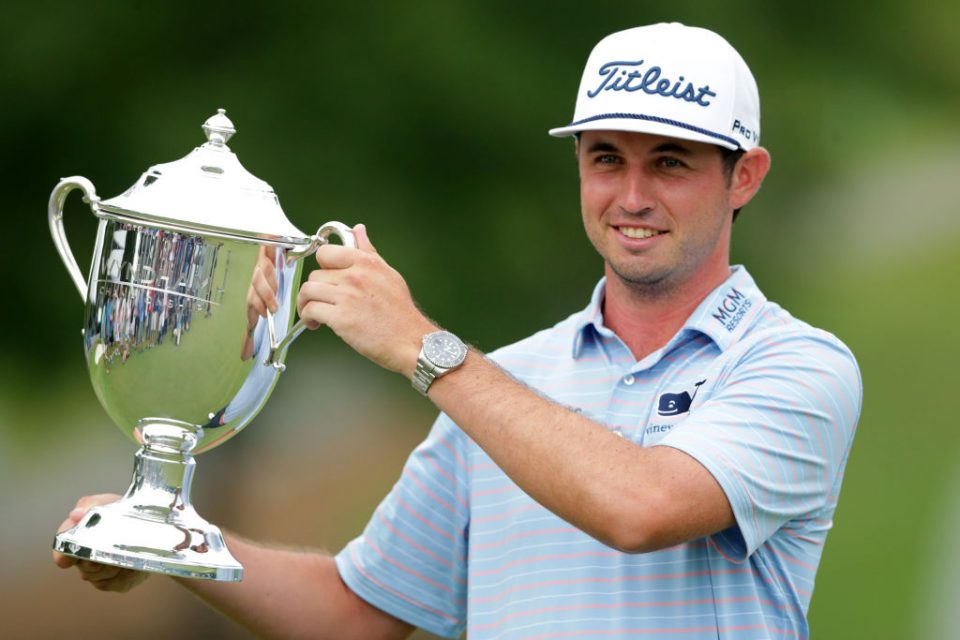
[411,330,468,395]
[402,322,439,378]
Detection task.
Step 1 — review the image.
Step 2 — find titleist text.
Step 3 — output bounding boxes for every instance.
[586,60,717,107]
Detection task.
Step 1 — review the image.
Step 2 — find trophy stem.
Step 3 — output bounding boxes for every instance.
[53,422,243,582]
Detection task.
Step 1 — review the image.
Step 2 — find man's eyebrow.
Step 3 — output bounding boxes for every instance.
[585,141,696,155]
[651,142,693,155]
[586,142,619,154]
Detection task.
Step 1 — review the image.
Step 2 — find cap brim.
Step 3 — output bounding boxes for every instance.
[548,115,743,150]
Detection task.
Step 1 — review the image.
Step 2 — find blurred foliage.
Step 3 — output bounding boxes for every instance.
[2,1,959,638]
[5,0,958,377]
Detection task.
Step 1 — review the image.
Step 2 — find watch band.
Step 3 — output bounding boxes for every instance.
[412,358,441,395]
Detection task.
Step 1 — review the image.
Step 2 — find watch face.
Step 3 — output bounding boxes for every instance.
[424,331,467,368]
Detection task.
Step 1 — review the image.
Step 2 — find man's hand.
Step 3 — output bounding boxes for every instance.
[297,224,436,377]
[52,494,151,593]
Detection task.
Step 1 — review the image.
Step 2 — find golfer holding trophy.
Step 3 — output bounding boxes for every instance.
[51,23,862,638]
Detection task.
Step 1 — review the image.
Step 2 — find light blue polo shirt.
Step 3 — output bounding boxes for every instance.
[336,266,862,639]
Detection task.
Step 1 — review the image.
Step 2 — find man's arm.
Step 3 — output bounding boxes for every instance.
[427,351,733,552]
[53,495,413,640]
[180,536,414,640]
[298,225,734,553]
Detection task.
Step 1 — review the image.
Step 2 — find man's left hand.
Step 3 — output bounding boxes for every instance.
[296,224,436,377]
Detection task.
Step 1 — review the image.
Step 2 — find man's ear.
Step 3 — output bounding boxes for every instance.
[729,147,771,210]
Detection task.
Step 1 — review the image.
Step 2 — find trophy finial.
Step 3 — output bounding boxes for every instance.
[202,108,236,147]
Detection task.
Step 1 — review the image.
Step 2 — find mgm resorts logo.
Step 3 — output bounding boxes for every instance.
[712,287,752,332]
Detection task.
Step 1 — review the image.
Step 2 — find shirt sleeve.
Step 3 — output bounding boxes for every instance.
[335,413,470,638]
[658,328,862,560]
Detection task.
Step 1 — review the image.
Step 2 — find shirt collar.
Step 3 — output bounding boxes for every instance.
[571,277,610,358]
[683,265,767,351]
[571,265,766,359]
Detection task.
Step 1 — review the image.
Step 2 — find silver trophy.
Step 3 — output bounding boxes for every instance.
[50,109,354,581]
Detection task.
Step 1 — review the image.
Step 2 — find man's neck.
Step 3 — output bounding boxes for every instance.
[602,265,732,361]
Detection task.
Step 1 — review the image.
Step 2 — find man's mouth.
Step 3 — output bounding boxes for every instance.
[617,226,666,239]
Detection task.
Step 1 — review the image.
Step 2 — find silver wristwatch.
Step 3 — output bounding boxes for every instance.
[412,330,468,395]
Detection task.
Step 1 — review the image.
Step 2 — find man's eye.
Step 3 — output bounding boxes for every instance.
[596,154,620,165]
[660,157,685,168]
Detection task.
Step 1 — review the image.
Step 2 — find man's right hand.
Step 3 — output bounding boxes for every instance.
[52,494,151,593]
[52,495,414,638]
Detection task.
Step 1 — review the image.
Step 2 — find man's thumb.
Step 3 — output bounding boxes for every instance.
[353,223,378,254]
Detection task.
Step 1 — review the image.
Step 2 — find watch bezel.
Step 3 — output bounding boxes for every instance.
[422,330,468,369]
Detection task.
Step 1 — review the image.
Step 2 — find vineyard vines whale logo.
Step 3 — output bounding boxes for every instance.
[586,60,718,107]
[657,380,706,417]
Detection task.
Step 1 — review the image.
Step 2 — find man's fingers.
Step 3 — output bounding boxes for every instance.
[297,280,344,331]
[76,494,121,510]
[53,494,130,580]
[76,561,148,593]
[55,512,80,540]
[53,548,78,569]
[56,494,120,545]
[298,300,333,331]
[314,224,378,271]
[56,509,85,535]
[297,280,341,314]
[79,561,121,581]
[77,560,109,576]
[315,243,359,270]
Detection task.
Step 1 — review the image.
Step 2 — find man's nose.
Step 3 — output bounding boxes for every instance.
[620,167,656,214]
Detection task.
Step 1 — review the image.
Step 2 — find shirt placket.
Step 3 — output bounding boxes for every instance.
[600,333,648,440]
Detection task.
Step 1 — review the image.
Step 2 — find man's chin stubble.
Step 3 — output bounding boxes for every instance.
[608,264,677,298]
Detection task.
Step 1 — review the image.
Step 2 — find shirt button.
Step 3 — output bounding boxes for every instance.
[611,427,625,438]
[622,374,635,386]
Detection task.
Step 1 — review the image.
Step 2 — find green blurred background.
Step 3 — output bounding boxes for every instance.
[2,1,958,638]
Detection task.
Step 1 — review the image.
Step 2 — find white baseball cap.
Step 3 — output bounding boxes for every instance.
[549,23,760,150]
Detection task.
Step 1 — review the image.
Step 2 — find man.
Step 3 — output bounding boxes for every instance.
[55,23,861,639]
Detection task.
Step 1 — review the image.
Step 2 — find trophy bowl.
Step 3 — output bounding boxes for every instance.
[50,109,353,581]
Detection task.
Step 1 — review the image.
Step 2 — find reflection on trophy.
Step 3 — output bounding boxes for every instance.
[50,109,354,581]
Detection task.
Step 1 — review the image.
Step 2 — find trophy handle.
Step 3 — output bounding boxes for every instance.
[267,221,357,369]
[48,176,100,299]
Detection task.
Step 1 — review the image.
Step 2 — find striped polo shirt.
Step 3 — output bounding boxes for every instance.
[336,266,862,639]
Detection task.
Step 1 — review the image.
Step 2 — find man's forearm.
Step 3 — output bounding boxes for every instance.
[425,351,734,553]
[176,534,412,640]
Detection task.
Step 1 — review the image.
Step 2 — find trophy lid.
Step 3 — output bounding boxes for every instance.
[99,109,308,243]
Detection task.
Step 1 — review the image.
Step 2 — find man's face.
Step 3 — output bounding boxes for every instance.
[578,130,736,295]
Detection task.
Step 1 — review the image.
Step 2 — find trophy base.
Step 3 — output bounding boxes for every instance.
[53,500,242,581]
[53,423,243,582]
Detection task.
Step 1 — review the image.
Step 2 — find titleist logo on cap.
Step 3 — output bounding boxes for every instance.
[586,60,717,107]
[549,23,760,151]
